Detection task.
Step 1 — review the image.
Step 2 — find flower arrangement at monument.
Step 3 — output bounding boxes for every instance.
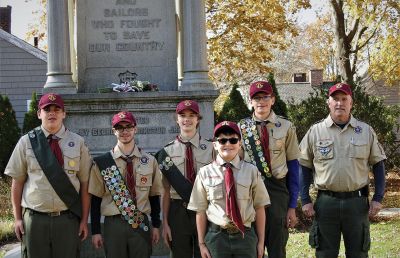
[111,81,159,92]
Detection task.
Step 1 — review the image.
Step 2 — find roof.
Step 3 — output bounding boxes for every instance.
[276,82,318,104]
[361,76,400,106]
[0,29,46,61]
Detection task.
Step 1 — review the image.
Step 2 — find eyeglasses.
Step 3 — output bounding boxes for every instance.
[114,125,135,133]
[216,138,240,145]
[252,95,272,102]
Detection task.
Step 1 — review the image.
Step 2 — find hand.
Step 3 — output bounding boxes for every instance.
[162,223,172,248]
[199,243,212,258]
[369,200,383,218]
[79,220,88,241]
[286,208,298,228]
[302,203,315,218]
[91,234,103,249]
[14,219,24,241]
[151,227,160,245]
[257,241,265,258]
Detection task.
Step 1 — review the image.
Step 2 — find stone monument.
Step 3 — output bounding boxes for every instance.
[41,0,217,257]
[42,0,217,155]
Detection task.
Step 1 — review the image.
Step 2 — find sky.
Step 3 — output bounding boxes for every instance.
[1,0,329,45]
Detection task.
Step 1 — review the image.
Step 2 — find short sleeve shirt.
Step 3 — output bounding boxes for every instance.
[5,125,92,212]
[299,115,386,192]
[89,145,163,216]
[161,132,214,199]
[187,154,270,228]
[240,111,300,179]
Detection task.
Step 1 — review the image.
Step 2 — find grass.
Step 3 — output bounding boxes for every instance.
[287,218,400,258]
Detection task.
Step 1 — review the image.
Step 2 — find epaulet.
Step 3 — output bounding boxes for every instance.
[277,115,288,120]
[243,160,254,165]
[312,118,325,125]
[204,138,213,142]
[164,140,175,147]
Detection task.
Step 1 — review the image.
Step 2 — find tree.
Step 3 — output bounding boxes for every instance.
[0,95,20,175]
[206,0,311,87]
[216,83,251,123]
[26,0,47,50]
[268,73,287,117]
[23,92,41,134]
[329,0,400,85]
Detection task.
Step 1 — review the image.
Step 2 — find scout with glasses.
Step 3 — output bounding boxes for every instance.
[188,121,270,258]
[155,100,213,258]
[5,93,92,258]
[238,81,300,258]
[89,111,163,258]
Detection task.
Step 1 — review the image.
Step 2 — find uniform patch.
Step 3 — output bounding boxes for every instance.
[68,141,75,147]
[318,146,331,156]
[68,160,76,167]
[354,126,362,134]
[140,156,149,165]
[275,121,281,128]
[29,132,35,138]
[140,177,148,184]
[200,144,207,150]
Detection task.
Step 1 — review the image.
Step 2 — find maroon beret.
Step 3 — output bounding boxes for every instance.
[249,81,273,99]
[176,100,200,114]
[213,121,241,138]
[329,83,352,97]
[38,93,64,109]
[112,111,136,127]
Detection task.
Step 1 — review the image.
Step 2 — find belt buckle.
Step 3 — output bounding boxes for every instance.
[49,211,61,217]
[225,225,239,234]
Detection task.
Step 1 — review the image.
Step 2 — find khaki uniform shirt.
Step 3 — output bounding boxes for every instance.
[188,155,270,228]
[162,132,214,199]
[299,115,386,192]
[89,145,163,217]
[241,111,300,179]
[5,125,92,212]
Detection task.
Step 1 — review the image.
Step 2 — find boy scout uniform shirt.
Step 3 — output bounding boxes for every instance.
[241,111,300,179]
[187,155,270,228]
[5,125,91,212]
[161,132,213,199]
[299,115,386,192]
[89,145,163,217]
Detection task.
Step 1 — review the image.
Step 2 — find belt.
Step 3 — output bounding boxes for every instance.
[208,222,250,234]
[170,198,188,208]
[318,187,367,199]
[26,208,71,217]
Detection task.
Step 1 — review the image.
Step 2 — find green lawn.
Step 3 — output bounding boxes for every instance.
[287,218,400,257]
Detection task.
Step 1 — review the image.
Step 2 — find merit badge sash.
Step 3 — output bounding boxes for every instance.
[238,118,272,178]
[28,127,82,219]
[155,148,193,203]
[94,152,149,232]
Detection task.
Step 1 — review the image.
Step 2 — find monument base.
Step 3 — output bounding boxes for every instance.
[61,90,218,154]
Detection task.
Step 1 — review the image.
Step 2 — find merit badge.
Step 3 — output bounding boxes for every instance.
[29,132,35,138]
[200,144,207,150]
[140,177,148,184]
[68,160,76,167]
[319,146,331,156]
[68,141,75,147]
[275,121,281,128]
[140,156,149,165]
[354,126,362,134]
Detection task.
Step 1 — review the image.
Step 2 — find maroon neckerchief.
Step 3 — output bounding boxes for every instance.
[120,156,136,200]
[176,136,196,184]
[257,121,272,173]
[48,134,64,167]
[224,163,245,236]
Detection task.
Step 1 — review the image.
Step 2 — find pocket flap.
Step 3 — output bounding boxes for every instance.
[316,140,333,148]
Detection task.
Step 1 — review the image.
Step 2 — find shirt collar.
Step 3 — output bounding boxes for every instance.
[112,144,142,159]
[252,110,277,124]
[41,125,66,139]
[326,114,356,128]
[215,154,241,169]
[178,132,200,148]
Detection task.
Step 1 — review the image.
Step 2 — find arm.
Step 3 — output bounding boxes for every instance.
[79,182,90,241]
[11,179,25,241]
[150,195,161,244]
[286,159,299,228]
[300,165,315,217]
[255,207,266,258]
[196,212,211,258]
[369,161,385,217]
[90,195,103,249]
[161,186,172,248]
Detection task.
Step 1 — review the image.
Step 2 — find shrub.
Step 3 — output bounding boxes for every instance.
[0,95,20,175]
[268,73,288,117]
[22,91,41,133]
[216,83,251,123]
